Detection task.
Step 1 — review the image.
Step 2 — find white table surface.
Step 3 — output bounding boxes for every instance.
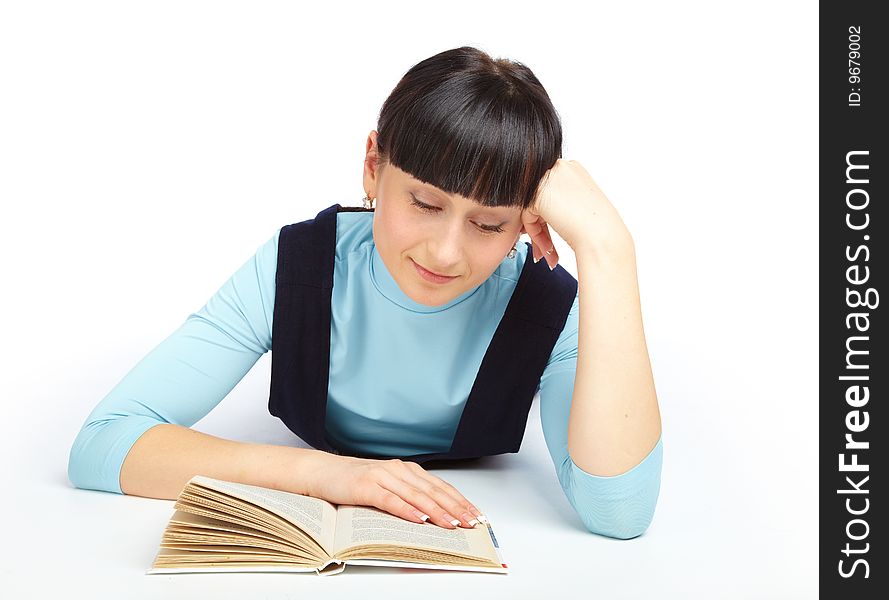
[3,352,817,599]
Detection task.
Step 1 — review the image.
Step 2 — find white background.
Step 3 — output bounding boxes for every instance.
[0,1,818,598]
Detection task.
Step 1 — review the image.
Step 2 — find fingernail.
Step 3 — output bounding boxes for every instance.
[462,512,478,527]
[414,511,430,522]
[444,515,461,527]
[477,514,488,524]
[533,255,540,264]
[548,263,555,271]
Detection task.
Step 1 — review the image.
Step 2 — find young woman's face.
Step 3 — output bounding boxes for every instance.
[366,153,524,307]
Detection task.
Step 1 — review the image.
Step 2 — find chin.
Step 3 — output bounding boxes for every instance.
[411,282,464,307]
[411,289,455,307]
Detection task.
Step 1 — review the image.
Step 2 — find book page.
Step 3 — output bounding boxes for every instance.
[163,510,319,561]
[188,475,338,557]
[332,505,500,565]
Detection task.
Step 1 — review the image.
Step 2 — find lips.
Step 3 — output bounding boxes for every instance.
[411,258,458,283]
[416,262,456,278]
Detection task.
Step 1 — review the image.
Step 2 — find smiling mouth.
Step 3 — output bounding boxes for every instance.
[411,259,458,280]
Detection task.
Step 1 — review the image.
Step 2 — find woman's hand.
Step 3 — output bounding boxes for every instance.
[305,453,485,529]
[520,159,634,269]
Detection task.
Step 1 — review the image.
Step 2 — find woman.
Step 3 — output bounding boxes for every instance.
[68,46,663,539]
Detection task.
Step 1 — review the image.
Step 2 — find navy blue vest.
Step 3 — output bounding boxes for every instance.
[268,203,578,466]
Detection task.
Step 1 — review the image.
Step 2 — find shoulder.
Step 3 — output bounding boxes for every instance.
[334,210,374,259]
[274,206,374,263]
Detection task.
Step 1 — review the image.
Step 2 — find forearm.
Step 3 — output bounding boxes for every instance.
[567,240,662,475]
[119,423,327,500]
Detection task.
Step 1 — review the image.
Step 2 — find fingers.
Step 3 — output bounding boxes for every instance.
[376,460,484,530]
[373,486,433,525]
[543,241,560,270]
[521,213,559,271]
[530,225,559,270]
[406,468,485,528]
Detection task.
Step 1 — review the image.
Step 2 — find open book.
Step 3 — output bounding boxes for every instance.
[146,475,508,576]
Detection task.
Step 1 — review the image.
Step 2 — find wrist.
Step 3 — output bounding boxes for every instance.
[297,449,357,498]
[574,232,636,270]
[279,446,331,497]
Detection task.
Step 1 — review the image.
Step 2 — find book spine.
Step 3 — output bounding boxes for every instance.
[315,560,346,576]
[484,522,508,569]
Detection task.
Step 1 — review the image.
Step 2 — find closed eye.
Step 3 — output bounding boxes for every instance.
[409,195,438,213]
[409,195,505,234]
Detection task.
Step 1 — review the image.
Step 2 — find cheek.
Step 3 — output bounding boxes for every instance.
[473,241,516,273]
[374,206,418,250]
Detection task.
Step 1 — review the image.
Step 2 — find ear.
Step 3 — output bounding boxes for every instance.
[363,130,381,196]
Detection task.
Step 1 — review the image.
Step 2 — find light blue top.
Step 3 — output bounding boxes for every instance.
[68,210,663,539]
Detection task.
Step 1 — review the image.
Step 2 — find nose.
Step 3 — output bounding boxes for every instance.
[427,221,465,272]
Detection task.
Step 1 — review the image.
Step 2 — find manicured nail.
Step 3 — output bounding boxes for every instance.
[477,514,488,524]
[444,514,461,527]
[533,255,540,264]
[414,511,430,522]
[548,263,555,271]
[462,512,478,527]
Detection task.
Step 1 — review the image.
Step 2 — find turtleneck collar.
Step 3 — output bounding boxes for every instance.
[369,242,483,313]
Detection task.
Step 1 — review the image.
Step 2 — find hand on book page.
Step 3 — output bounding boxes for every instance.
[332,505,504,567]
[306,453,487,530]
[147,476,508,576]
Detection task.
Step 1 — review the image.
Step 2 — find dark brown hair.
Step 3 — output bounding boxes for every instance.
[375,46,562,210]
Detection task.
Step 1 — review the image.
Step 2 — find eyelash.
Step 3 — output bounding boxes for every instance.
[409,196,505,234]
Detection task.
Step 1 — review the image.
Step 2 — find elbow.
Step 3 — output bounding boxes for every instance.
[67,416,163,495]
[562,437,664,540]
[561,450,663,539]
[67,420,123,494]
[577,503,656,539]
[67,423,101,492]
[572,494,658,539]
